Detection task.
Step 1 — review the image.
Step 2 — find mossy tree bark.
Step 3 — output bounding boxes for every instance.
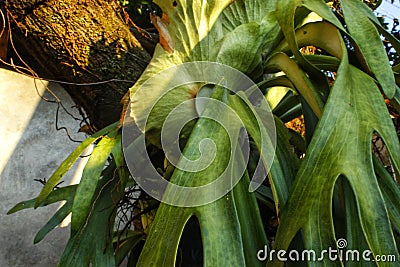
[4,0,152,130]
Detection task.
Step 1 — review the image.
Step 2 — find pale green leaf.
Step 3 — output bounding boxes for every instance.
[341,0,395,98]
[130,0,280,147]
[269,55,400,266]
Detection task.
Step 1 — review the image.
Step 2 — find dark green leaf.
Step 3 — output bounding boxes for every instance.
[35,122,118,208]
[34,202,72,244]
[71,131,120,234]
[8,185,76,214]
[59,154,126,267]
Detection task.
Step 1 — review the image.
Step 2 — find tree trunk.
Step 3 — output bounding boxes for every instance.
[3,0,153,130]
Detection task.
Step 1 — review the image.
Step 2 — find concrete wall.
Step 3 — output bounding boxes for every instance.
[0,68,86,266]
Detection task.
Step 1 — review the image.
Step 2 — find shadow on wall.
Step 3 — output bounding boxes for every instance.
[0,68,86,267]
